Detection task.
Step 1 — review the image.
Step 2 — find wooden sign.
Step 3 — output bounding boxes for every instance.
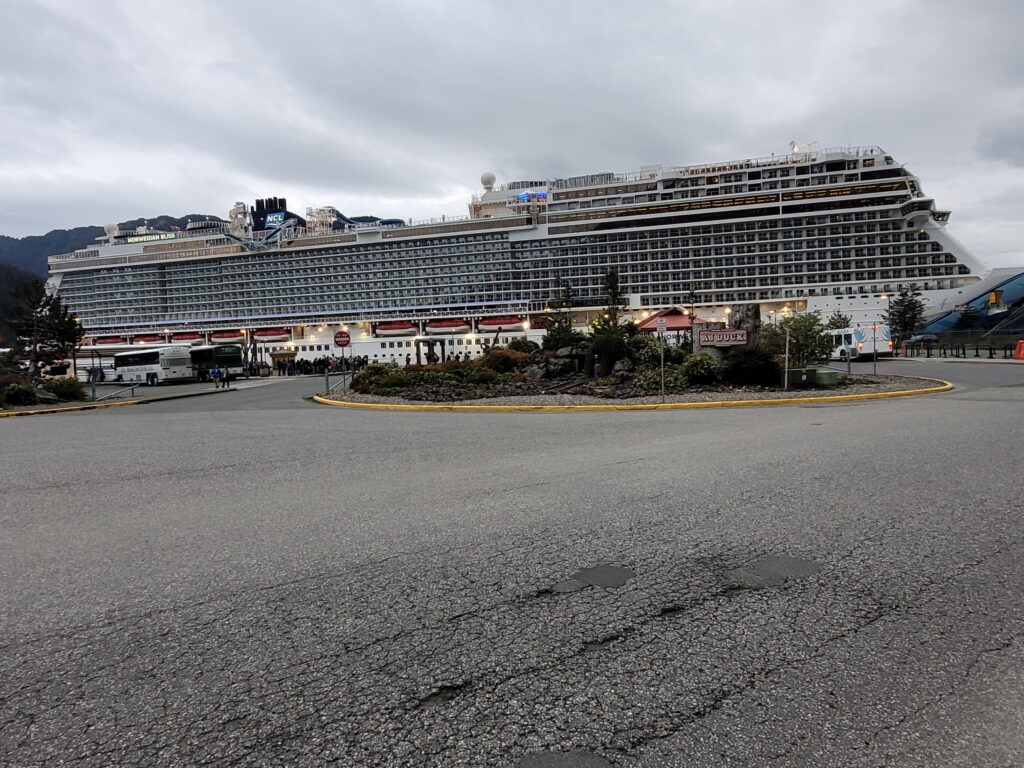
[698,329,748,347]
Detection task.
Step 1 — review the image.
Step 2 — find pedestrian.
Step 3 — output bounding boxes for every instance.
[210,365,222,387]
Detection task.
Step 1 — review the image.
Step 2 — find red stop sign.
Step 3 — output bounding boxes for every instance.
[333,331,351,348]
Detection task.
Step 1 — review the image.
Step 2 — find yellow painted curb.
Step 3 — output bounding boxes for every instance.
[313,378,953,413]
[0,400,140,418]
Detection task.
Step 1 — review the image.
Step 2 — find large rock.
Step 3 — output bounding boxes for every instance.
[523,364,545,382]
[612,358,633,374]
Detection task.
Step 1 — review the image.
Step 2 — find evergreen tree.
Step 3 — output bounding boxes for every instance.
[759,312,834,368]
[825,310,852,330]
[542,277,584,351]
[604,267,623,324]
[953,304,981,333]
[884,283,927,342]
[4,280,85,380]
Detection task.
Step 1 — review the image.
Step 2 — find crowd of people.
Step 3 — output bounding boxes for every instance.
[274,355,371,377]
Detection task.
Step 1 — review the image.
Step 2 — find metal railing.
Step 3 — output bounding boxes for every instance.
[93,384,140,402]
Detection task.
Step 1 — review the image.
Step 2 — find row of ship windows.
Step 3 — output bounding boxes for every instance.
[549,175,875,211]
[62,208,906,274]
[61,248,958,292]
[70,234,941,288]
[63,262,959,319]
[68,266,961,324]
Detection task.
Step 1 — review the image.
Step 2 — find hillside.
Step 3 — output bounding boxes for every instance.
[0,214,222,276]
[0,262,42,345]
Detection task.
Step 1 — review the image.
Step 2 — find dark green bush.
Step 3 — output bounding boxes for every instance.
[633,367,687,393]
[480,348,529,373]
[629,333,688,369]
[3,382,39,406]
[461,366,502,385]
[507,337,539,354]
[42,376,87,401]
[722,347,782,387]
[407,371,458,386]
[682,353,722,385]
[350,363,397,394]
[590,328,628,375]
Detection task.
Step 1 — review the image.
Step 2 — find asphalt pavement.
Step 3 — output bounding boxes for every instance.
[1,363,1022,767]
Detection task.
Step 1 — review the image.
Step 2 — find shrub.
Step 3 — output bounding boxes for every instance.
[507,337,539,354]
[633,366,687,393]
[682,353,722,385]
[590,326,628,375]
[722,347,782,387]
[480,348,529,373]
[541,316,586,351]
[3,382,38,406]
[461,366,502,385]
[629,333,688,369]
[351,363,398,394]
[0,374,27,389]
[406,371,457,386]
[42,376,87,401]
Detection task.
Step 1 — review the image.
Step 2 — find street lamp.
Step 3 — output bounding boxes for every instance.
[71,315,82,380]
[724,307,732,328]
[880,294,894,354]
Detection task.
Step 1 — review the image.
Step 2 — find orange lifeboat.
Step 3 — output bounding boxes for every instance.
[375,321,418,337]
[424,318,471,335]
[477,315,526,333]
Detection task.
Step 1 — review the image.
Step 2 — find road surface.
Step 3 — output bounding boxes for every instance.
[1,363,1022,766]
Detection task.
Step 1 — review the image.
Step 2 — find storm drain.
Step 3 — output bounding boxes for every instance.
[723,555,821,590]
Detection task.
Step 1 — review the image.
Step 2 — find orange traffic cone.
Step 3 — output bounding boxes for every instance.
[1013,340,1024,360]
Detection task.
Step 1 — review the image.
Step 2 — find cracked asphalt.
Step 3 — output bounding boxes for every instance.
[1,365,1022,767]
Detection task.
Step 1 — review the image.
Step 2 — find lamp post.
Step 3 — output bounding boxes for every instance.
[872,323,878,376]
[880,294,893,355]
[72,315,81,381]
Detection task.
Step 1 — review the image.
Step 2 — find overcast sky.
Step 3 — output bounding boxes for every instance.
[2,0,1022,267]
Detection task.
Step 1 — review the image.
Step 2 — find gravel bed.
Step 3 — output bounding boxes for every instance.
[329,374,946,407]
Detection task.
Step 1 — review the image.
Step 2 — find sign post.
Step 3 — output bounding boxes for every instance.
[657,317,667,403]
[334,330,351,393]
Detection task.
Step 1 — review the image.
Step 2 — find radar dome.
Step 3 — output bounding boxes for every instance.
[104,223,119,237]
[480,172,496,191]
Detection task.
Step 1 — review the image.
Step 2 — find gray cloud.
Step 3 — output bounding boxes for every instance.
[1,0,1022,266]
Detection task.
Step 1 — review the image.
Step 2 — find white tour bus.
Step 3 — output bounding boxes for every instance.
[829,325,893,361]
[112,346,194,385]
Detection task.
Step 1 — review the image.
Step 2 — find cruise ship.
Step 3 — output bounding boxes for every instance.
[48,145,1016,364]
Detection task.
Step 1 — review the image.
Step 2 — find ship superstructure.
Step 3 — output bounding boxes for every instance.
[48,146,991,359]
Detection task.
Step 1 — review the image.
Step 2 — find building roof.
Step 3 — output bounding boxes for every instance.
[636,307,705,332]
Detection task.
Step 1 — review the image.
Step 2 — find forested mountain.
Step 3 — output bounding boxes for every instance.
[0,214,222,276]
[0,263,41,345]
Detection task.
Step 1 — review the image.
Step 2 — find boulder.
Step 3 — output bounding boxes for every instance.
[523,364,545,382]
